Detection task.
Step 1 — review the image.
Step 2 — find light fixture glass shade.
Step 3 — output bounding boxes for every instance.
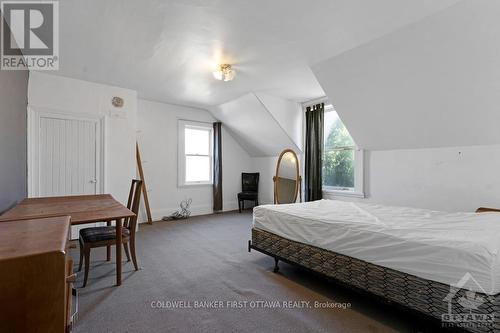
[213,64,235,81]
[212,70,223,81]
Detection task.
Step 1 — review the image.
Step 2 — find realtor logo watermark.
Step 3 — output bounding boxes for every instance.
[442,272,495,330]
[1,1,59,70]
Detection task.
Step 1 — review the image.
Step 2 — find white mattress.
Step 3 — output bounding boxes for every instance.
[253,200,500,295]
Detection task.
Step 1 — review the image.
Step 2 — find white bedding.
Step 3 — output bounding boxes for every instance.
[253,199,500,295]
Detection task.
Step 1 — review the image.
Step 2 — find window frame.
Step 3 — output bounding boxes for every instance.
[321,105,365,198]
[178,120,213,187]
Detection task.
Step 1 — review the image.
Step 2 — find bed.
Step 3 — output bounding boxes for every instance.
[248,200,500,333]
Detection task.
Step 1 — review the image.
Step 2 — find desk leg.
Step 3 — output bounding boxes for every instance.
[116,218,122,286]
[106,221,112,261]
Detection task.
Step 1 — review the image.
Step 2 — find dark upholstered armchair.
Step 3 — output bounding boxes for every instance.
[237,173,259,213]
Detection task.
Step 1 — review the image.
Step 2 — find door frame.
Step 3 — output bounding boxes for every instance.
[27,106,106,197]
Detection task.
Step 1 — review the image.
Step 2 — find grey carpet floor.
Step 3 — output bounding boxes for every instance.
[70,211,444,333]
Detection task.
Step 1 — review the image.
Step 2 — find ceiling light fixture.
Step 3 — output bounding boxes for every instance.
[213,64,235,81]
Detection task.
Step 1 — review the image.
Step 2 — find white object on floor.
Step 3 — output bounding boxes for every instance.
[253,199,500,295]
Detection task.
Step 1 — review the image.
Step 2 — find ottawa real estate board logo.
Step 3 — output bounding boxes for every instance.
[442,273,495,330]
[1,1,59,70]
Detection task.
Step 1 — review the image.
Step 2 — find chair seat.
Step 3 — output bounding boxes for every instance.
[238,191,258,200]
[80,226,130,243]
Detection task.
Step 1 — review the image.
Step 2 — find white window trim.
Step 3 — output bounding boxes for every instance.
[321,104,365,199]
[177,119,213,187]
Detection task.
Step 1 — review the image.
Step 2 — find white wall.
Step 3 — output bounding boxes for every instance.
[222,125,256,211]
[366,145,500,212]
[255,92,303,152]
[323,144,500,213]
[252,157,278,205]
[137,99,252,221]
[28,72,137,204]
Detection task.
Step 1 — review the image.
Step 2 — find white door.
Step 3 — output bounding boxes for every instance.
[37,115,103,239]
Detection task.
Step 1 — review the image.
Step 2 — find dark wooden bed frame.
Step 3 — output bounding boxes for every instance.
[249,221,500,333]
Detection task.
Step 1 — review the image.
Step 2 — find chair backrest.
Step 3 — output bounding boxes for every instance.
[124,179,143,232]
[242,173,259,193]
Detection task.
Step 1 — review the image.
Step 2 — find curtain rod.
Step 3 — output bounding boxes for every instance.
[177,118,213,125]
[301,96,329,107]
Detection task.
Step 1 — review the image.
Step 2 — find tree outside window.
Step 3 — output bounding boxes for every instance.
[323,108,355,189]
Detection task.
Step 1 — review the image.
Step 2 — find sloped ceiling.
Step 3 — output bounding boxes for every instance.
[210,93,301,157]
[254,92,303,151]
[44,0,459,108]
[312,0,500,150]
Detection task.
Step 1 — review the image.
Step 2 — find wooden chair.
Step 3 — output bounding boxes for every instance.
[78,179,142,287]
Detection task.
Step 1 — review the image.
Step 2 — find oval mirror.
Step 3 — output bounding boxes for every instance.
[274,149,300,204]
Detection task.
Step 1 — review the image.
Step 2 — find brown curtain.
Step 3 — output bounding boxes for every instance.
[304,103,324,202]
[213,122,223,212]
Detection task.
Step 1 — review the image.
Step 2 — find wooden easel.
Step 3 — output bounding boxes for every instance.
[136,142,153,224]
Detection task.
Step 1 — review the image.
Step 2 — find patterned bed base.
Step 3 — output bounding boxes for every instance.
[250,228,500,333]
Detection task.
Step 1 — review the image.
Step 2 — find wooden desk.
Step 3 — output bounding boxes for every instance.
[0,216,73,333]
[0,194,135,286]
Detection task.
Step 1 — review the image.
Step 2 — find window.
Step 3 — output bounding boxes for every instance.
[322,105,364,197]
[178,120,213,186]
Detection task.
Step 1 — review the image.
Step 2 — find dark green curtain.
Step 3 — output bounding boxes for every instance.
[304,103,324,202]
[213,122,223,212]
